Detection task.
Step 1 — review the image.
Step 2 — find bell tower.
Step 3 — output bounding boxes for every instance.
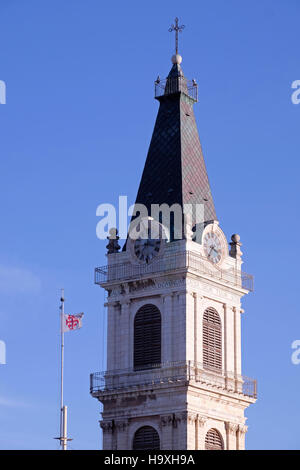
[90,21,256,450]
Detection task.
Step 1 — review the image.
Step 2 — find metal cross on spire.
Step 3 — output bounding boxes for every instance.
[169,17,185,55]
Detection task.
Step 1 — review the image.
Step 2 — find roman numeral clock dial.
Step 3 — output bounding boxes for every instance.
[203,231,223,264]
[134,237,161,263]
[128,218,167,264]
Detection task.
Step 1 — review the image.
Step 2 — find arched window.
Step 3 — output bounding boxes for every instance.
[134,304,161,370]
[203,307,222,371]
[133,426,160,450]
[205,428,224,450]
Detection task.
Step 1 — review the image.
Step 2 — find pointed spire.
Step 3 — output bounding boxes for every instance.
[129,21,216,244]
[164,56,189,98]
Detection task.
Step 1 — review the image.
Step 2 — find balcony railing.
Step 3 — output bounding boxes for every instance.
[95,250,254,292]
[155,77,198,102]
[90,361,257,399]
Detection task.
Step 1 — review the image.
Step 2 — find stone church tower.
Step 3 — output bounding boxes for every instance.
[91,29,256,450]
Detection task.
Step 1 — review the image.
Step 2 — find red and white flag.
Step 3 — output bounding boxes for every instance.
[62,313,84,332]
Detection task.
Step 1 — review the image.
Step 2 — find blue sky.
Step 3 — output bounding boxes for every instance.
[0,0,299,449]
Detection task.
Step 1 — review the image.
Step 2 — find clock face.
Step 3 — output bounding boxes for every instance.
[129,218,167,264]
[203,231,223,264]
[134,237,161,263]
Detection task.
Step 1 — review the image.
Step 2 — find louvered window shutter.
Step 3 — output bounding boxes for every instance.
[133,426,160,450]
[134,304,161,370]
[205,428,224,450]
[203,307,222,371]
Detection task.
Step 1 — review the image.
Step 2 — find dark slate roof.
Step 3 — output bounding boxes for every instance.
[129,62,216,242]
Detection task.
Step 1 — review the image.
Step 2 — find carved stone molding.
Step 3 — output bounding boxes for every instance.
[198,415,207,427]
[160,414,173,427]
[225,422,239,435]
[173,411,186,425]
[179,411,188,423]
[120,283,130,295]
[100,420,114,433]
[238,424,248,435]
[184,290,194,298]
[188,412,198,424]
[173,411,198,425]
[129,279,155,293]
[115,419,129,431]
[119,298,131,308]
[161,293,174,302]
[155,278,185,290]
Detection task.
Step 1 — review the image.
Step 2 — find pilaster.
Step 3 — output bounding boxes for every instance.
[162,294,173,363]
[173,292,186,362]
[119,299,131,369]
[237,424,248,450]
[100,420,114,450]
[233,307,242,375]
[186,412,198,450]
[115,419,130,450]
[106,301,120,371]
[173,412,188,450]
[160,414,174,450]
[186,291,196,362]
[225,422,239,450]
[197,415,207,450]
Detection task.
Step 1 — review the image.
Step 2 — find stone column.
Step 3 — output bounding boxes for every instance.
[172,411,197,450]
[225,422,239,450]
[186,412,198,450]
[106,301,119,371]
[162,294,173,363]
[186,291,196,363]
[237,424,248,450]
[100,420,114,450]
[115,419,130,450]
[195,295,204,367]
[119,299,131,369]
[233,306,243,394]
[224,304,235,373]
[193,293,197,364]
[173,412,188,450]
[224,303,235,392]
[233,306,242,375]
[173,292,186,362]
[197,415,207,449]
[160,414,174,450]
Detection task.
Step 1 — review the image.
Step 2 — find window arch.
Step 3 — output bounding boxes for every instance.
[205,428,224,450]
[134,304,161,370]
[133,426,160,450]
[203,307,222,371]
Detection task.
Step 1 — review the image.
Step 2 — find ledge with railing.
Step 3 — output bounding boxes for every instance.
[90,361,257,400]
[155,76,198,102]
[94,250,253,292]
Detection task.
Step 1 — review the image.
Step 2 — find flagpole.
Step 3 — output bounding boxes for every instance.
[54,290,74,449]
[60,289,66,450]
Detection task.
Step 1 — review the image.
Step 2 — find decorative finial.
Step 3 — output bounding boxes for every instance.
[106,228,120,254]
[229,234,243,260]
[169,17,185,56]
